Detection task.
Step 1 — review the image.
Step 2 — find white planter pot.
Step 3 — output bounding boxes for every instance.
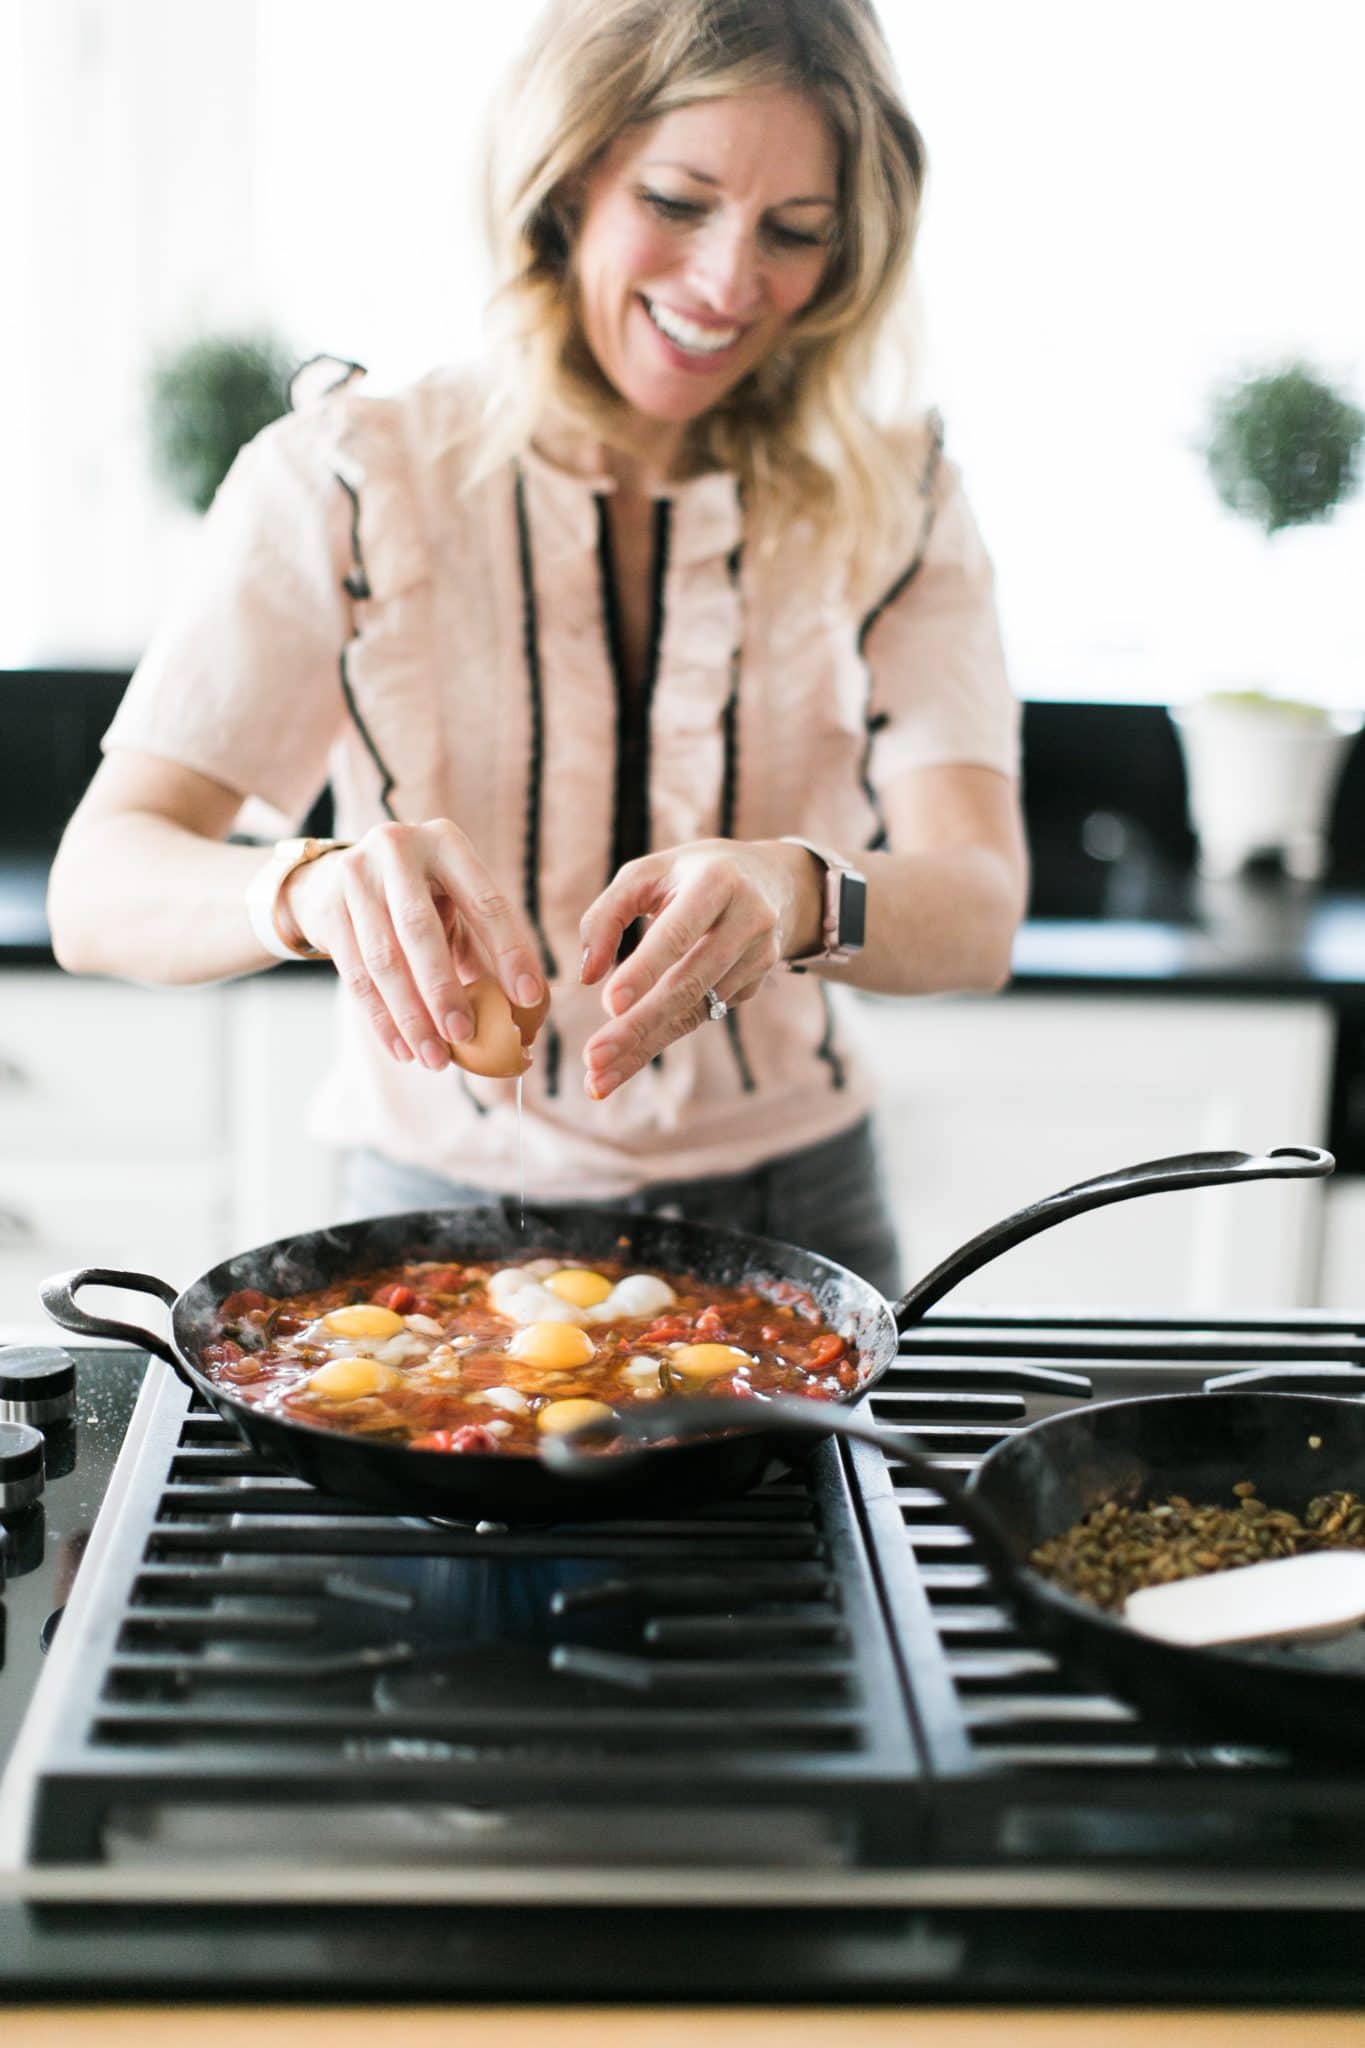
[1170,700,1360,881]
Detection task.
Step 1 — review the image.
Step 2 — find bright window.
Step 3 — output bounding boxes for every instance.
[7,0,1363,705]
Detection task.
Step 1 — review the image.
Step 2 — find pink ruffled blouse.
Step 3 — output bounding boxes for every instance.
[104,366,1019,1197]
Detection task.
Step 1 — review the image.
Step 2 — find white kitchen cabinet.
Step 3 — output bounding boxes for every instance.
[0,966,1347,1333]
[0,973,235,1327]
[848,991,1336,1313]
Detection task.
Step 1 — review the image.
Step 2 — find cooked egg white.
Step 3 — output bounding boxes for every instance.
[473,1384,530,1413]
[487,1265,676,1329]
[619,1354,664,1398]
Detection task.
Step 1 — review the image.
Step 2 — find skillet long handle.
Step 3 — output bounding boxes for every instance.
[542,1393,1024,1599]
[892,1145,1334,1332]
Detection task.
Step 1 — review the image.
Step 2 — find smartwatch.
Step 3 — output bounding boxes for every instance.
[245,837,350,961]
[779,837,867,969]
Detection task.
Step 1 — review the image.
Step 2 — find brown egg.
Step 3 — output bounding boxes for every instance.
[448,973,550,1079]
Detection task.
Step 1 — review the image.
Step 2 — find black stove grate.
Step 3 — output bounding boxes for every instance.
[14,1310,1365,1894]
[849,1313,1365,1873]
[22,1368,922,1866]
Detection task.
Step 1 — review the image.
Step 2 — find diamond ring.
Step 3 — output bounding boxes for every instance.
[704,987,729,1024]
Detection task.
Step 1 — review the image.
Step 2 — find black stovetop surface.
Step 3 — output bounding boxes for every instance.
[7,1328,1365,2004]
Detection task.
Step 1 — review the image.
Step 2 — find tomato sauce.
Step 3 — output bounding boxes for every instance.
[203,1254,862,1455]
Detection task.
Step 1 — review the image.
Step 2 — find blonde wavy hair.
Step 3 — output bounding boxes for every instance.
[475,0,929,570]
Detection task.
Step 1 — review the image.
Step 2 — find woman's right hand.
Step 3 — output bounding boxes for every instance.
[282,819,548,1070]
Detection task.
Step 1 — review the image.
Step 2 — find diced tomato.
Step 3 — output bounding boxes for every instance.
[411,1296,444,1319]
[220,1290,270,1319]
[695,1305,727,1340]
[835,1361,859,1390]
[805,1334,847,1370]
[411,1424,500,1454]
[640,1316,690,1342]
[760,1325,784,1344]
[371,1283,416,1313]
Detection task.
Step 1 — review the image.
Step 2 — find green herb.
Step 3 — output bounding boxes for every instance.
[1030,1487,1365,1610]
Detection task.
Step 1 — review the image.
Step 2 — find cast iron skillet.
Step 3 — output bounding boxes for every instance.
[43,1143,1331,1528]
[553,1385,1365,1757]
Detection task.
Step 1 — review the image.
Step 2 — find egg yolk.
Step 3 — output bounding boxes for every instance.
[537,1397,614,1435]
[507,1322,597,1369]
[670,1343,752,1380]
[308,1357,405,1399]
[321,1305,407,1339]
[545,1267,614,1309]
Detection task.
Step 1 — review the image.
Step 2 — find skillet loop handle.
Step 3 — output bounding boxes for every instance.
[40,1266,191,1384]
[892,1144,1335,1332]
[542,1395,1022,1603]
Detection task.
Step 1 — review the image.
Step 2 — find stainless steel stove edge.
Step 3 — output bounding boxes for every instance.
[5,1859,1365,1911]
[0,1356,164,1879]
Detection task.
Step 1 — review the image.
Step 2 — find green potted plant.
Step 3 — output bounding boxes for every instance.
[146,331,296,514]
[1173,362,1364,880]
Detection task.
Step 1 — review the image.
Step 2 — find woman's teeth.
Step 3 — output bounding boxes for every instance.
[644,299,741,356]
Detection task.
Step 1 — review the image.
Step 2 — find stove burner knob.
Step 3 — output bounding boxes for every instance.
[0,1421,45,1515]
[0,1347,76,1428]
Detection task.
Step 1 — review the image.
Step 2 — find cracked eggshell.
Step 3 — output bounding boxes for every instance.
[448,974,550,1079]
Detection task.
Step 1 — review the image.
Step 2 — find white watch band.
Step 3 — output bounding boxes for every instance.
[245,838,348,962]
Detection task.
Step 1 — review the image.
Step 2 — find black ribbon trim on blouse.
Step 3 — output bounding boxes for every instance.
[512,464,562,1098]
[457,1072,489,1118]
[597,494,671,969]
[813,982,847,1092]
[853,414,946,851]
[718,540,755,1093]
[333,473,397,821]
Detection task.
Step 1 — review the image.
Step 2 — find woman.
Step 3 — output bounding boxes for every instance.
[47,0,1026,1299]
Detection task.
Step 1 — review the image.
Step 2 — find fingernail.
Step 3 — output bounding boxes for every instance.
[585,1067,621,1100]
[515,974,542,1008]
[420,1038,450,1070]
[392,1039,415,1063]
[444,1012,473,1042]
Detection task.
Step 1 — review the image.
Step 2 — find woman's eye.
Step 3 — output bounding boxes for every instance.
[766,222,827,251]
[642,190,704,223]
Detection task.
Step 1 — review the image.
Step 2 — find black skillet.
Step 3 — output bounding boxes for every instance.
[43,1144,1331,1530]
[551,1384,1365,1757]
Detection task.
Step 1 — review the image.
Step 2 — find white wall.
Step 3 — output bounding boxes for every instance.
[8,0,1365,706]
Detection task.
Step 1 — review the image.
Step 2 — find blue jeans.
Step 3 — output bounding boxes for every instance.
[340,1115,902,1299]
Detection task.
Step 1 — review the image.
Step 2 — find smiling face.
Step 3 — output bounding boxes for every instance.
[571,89,839,459]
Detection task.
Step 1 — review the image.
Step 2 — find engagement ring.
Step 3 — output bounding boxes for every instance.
[705,987,728,1024]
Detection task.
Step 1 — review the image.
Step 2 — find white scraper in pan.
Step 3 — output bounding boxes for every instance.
[1124,1549,1365,1648]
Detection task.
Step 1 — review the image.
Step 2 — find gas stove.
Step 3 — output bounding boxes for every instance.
[5,1313,1365,2002]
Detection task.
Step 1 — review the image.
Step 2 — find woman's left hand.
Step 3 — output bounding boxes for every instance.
[578,839,818,1100]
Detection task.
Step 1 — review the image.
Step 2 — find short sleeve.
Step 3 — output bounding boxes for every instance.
[859,437,1020,791]
[101,408,354,823]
